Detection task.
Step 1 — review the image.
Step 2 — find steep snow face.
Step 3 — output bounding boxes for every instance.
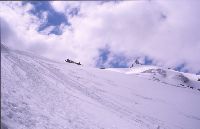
[1,45,200,129]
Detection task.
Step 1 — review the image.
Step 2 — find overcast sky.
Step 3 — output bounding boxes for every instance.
[1,1,200,74]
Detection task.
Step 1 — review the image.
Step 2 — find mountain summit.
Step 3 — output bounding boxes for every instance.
[130,59,142,68]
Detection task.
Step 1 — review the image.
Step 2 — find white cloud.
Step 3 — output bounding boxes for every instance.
[1,1,200,73]
[50,1,81,16]
[39,25,55,35]
[50,1,66,13]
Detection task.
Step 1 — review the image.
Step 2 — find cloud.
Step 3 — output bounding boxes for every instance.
[50,1,81,16]
[1,1,200,73]
[39,25,56,35]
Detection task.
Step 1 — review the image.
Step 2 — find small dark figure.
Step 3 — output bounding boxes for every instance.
[77,62,81,65]
[135,59,139,64]
[189,86,194,89]
[198,78,200,81]
[65,59,70,63]
[130,64,134,68]
[65,59,73,63]
[70,60,74,63]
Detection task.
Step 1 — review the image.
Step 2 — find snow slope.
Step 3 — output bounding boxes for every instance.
[107,66,200,90]
[1,44,200,129]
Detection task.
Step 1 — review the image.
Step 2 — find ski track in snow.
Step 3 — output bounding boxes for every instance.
[1,46,200,129]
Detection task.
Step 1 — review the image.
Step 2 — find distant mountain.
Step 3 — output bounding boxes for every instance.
[107,65,200,90]
[1,44,200,129]
[130,59,142,68]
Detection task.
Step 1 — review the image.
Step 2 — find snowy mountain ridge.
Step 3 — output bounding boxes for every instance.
[106,65,200,90]
[1,44,200,129]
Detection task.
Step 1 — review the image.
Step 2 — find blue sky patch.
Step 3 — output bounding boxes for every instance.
[174,63,189,73]
[144,56,153,65]
[108,54,130,68]
[96,46,131,68]
[96,46,110,67]
[23,1,69,35]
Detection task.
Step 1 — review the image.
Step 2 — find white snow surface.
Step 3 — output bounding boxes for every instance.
[1,44,200,129]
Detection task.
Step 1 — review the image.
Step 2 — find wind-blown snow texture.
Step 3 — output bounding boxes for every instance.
[1,44,200,129]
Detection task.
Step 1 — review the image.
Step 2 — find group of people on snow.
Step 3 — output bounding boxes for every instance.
[65,59,81,65]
